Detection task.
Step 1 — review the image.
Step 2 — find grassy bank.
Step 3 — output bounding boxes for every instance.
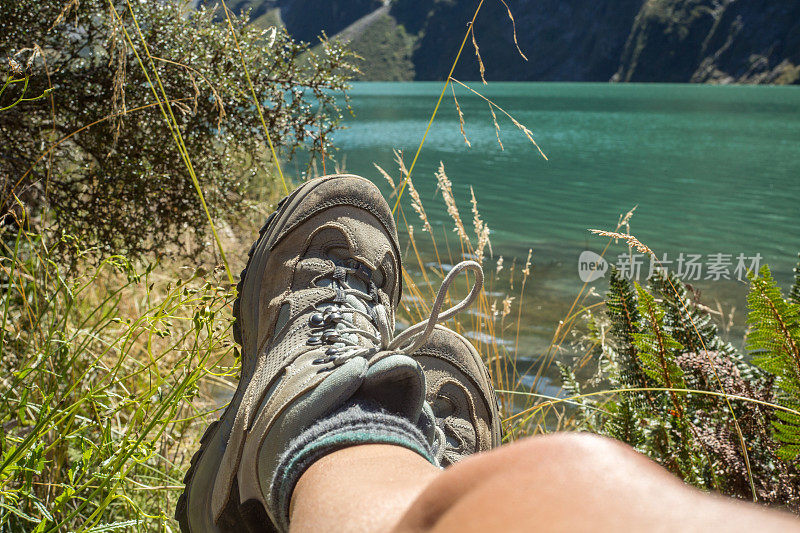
[0,223,234,529]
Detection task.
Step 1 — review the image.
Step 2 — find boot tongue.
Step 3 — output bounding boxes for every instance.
[311,254,425,419]
[354,353,426,422]
[343,271,369,294]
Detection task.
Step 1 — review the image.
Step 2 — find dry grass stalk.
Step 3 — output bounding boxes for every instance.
[380,0,489,214]
[512,249,533,388]
[497,0,528,61]
[52,0,80,28]
[588,229,654,256]
[489,103,504,150]
[451,85,471,147]
[374,162,396,190]
[395,151,433,235]
[496,256,504,275]
[435,162,470,245]
[522,248,532,278]
[476,225,491,263]
[502,295,515,318]
[469,25,487,84]
[511,117,547,160]
[107,15,128,140]
[395,148,410,179]
[618,204,638,228]
[409,181,433,235]
[450,78,547,160]
[470,186,491,263]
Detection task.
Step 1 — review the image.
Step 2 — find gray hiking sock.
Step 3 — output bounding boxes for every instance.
[270,401,438,532]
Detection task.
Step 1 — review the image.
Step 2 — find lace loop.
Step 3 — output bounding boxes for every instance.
[389,260,483,355]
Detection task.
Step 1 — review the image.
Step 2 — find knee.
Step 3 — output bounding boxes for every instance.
[393,433,643,532]
[503,432,659,485]
[509,431,638,469]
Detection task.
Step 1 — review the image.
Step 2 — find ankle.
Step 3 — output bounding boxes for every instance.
[270,401,439,531]
[291,444,440,533]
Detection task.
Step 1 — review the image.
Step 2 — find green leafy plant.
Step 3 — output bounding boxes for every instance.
[562,262,800,510]
[747,266,800,461]
[0,63,52,112]
[1,0,356,259]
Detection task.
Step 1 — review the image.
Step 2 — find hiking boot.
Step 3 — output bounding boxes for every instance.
[415,325,502,466]
[176,175,484,532]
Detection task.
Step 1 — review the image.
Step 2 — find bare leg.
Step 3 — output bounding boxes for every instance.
[289,434,800,533]
[289,445,439,533]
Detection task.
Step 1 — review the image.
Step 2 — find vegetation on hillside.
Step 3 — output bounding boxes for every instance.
[339,11,416,82]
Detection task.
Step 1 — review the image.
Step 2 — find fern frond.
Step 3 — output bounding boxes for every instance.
[773,409,800,461]
[603,394,644,448]
[606,268,648,388]
[747,265,800,460]
[633,283,685,388]
[633,283,686,416]
[790,252,800,306]
[649,270,767,396]
[649,270,729,356]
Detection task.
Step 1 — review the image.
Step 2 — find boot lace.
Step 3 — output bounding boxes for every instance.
[308,260,484,367]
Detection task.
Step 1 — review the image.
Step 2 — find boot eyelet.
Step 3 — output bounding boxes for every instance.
[309,313,324,327]
[307,336,322,345]
[313,355,337,366]
[322,332,340,343]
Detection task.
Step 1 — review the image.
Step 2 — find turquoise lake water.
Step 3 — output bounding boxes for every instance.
[308,82,800,377]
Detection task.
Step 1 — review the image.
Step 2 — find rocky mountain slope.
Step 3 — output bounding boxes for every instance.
[392,0,644,82]
[616,0,800,84]
[206,0,800,84]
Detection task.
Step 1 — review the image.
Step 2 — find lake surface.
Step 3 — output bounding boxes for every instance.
[312,82,800,378]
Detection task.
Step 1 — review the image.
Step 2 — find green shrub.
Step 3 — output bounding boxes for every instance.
[0,0,356,259]
[564,263,800,510]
